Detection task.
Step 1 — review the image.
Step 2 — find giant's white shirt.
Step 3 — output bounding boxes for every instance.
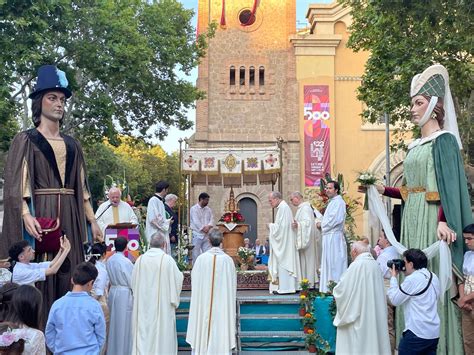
[145,195,172,254]
[186,247,236,354]
[95,200,138,235]
[268,200,300,293]
[333,252,391,355]
[295,201,319,287]
[131,248,183,355]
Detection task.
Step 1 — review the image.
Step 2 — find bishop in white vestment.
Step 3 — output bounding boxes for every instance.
[95,187,138,235]
[333,242,391,355]
[290,192,319,288]
[186,229,237,354]
[106,237,134,355]
[318,181,347,292]
[268,192,301,294]
[131,232,183,355]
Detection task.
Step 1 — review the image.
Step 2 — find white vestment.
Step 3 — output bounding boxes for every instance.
[95,200,138,235]
[295,201,319,287]
[131,248,183,355]
[333,252,391,355]
[268,200,300,294]
[186,247,236,354]
[106,252,134,355]
[319,194,347,292]
[145,195,172,254]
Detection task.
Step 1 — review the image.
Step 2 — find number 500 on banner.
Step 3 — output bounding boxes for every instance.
[304,107,330,121]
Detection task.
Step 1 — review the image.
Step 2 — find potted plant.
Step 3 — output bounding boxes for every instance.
[302,313,315,333]
[300,278,310,296]
[305,330,318,353]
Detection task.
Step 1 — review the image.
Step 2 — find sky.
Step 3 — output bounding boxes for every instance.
[159,0,332,153]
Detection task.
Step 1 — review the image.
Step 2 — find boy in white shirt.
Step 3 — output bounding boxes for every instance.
[9,237,70,286]
[458,224,474,354]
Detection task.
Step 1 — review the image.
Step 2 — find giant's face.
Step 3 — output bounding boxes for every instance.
[41,91,66,123]
[410,95,429,125]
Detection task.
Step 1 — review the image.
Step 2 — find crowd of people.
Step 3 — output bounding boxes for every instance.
[0,62,472,355]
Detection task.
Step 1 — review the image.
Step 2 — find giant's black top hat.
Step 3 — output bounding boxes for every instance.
[28,65,72,99]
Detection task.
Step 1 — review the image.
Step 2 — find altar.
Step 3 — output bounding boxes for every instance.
[217,223,249,263]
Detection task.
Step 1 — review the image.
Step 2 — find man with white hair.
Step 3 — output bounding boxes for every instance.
[290,191,319,288]
[164,193,179,250]
[131,232,183,354]
[333,241,391,355]
[186,229,237,354]
[95,187,138,235]
[268,191,300,294]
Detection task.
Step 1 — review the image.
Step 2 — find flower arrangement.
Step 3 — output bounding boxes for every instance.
[175,230,192,271]
[237,246,255,269]
[355,171,378,210]
[218,211,245,224]
[0,327,28,347]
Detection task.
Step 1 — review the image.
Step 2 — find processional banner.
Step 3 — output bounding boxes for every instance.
[304,85,331,187]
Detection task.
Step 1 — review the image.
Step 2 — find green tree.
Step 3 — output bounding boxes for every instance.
[339,0,473,159]
[0,0,215,149]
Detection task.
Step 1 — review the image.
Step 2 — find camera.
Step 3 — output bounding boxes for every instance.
[387,259,406,271]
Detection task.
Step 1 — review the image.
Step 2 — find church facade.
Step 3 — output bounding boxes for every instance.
[187,1,404,243]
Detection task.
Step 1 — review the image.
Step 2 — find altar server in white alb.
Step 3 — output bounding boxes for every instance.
[317,181,347,292]
[290,191,319,288]
[131,232,183,355]
[95,187,138,235]
[145,180,172,254]
[186,229,237,354]
[106,237,134,355]
[333,242,391,355]
[267,191,301,294]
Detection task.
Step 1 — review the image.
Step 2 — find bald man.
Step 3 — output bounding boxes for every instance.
[95,187,138,235]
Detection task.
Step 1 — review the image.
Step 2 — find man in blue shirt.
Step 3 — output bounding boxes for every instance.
[46,262,105,354]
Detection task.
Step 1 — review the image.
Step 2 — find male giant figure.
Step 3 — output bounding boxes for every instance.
[290,191,319,288]
[131,232,183,354]
[1,65,102,314]
[268,192,300,294]
[186,229,237,354]
[146,180,172,254]
[333,241,391,355]
[95,187,138,235]
[106,237,134,355]
[318,181,347,292]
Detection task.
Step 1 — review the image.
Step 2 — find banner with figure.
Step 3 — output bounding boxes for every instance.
[304,85,331,187]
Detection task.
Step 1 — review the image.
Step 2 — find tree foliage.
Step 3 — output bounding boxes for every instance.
[0,0,215,149]
[339,0,473,158]
[84,136,181,208]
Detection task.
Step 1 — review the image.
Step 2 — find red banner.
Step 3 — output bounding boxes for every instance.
[304,85,330,187]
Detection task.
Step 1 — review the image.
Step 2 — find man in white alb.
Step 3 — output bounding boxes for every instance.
[290,191,319,288]
[145,180,172,254]
[190,192,214,264]
[95,187,138,235]
[317,181,347,293]
[268,191,300,294]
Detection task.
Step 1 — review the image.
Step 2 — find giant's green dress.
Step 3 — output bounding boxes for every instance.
[398,132,472,354]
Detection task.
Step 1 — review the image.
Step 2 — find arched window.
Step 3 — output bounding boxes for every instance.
[249,66,255,86]
[239,66,246,86]
[229,66,236,86]
[239,197,258,244]
[259,66,265,86]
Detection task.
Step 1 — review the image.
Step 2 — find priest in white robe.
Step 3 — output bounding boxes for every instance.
[131,232,183,355]
[333,241,391,355]
[186,229,236,354]
[145,181,172,254]
[106,237,134,355]
[268,191,301,294]
[318,181,347,292]
[290,191,319,288]
[95,187,138,235]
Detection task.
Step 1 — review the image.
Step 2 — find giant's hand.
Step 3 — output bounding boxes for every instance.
[357,184,384,194]
[437,221,456,245]
[22,213,42,241]
[91,222,103,243]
